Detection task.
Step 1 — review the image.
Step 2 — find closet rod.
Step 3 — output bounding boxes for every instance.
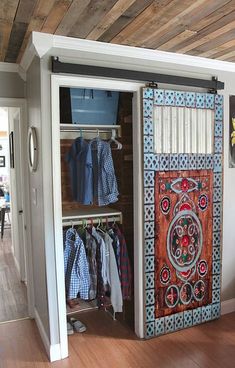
[60,129,119,134]
[60,124,121,134]
[60,124,121,130]
[62,213,122,227]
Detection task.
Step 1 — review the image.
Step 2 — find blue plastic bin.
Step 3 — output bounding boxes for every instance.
[70,88,119,125]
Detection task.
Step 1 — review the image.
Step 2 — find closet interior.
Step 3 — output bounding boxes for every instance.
[59,87,135,334]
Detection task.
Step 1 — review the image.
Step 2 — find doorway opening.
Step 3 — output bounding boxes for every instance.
[51,76,145,359]
[0,106,28,323]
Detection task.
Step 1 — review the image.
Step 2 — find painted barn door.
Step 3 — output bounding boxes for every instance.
[143,88,223,338]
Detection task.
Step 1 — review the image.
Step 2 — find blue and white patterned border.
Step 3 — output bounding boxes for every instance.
[143,88,223,338]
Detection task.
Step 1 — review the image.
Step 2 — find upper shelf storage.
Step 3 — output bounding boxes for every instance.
[60,87,119,126]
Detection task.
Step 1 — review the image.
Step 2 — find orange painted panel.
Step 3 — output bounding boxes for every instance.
[155,170,213,318]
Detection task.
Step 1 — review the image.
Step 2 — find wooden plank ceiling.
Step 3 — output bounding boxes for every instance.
[1,0,235,64]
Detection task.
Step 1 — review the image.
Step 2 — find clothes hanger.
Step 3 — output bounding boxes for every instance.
[96,217,106,234]
[83,219,88,229]
[108,128,122,150]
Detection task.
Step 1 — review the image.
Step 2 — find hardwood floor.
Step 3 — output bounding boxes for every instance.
[0,228,28,323]
[0,311,235,367]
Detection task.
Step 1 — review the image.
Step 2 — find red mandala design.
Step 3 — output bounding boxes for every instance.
[180,202,192,211]
[181,178,189,192]
[160,266,171,285]
[160,196,171,215]
[197,260,208,277]
[177,266,196,282]
[198,194,208,211]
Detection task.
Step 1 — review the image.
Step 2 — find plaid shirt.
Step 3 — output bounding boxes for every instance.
[91,138,119,206]
[64,228,90,300]
[113,225,132,300]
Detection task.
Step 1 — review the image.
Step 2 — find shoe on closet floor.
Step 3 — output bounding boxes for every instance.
[67,322,74,335]
[70,317,86,333]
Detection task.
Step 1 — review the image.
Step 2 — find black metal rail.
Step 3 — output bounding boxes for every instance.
[51,57,224,92]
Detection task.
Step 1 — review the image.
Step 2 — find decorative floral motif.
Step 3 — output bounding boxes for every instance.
[181,178,190,192]
[180,283,193,305]
[176,266,196,282]
[167,211,203,272]
[193,280,205,301]
[198,194,208,211]
[198,260,208,277]
[160,266,171,285]
[165,285,179,308]
[160,196,171,215]
[171,177,198,194]
[173,194,196,216]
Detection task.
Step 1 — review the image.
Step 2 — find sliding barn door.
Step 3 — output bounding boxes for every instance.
[143,88,223,338]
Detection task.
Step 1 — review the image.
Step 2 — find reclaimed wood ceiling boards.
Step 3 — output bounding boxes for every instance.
[1,0,235,63]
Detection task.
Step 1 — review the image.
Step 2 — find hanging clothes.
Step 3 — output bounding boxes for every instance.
[91,138,119,206]
[112,224,132,301]
[102,232,123,313]
[90,226,108,286]
[66,137,119,206]
[86,227,107,309]
[108,228,121,277]
[85,229,97,300]
[64,228,90,300]
[65,137,93,205]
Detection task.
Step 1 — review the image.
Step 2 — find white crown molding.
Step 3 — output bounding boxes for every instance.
[0,59,26,81]
[20,32,53,72]
[20,31,235,76]
[18,65,26,81]
[52,33,235,74]
[0,61,19,73]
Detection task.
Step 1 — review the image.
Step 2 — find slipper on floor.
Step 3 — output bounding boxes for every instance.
[70,317,86,333]
[67,322,74,335]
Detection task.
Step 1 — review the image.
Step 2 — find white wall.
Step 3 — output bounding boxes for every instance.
[217,71,235,301]
[0,108,9,179]
[26,56,49,337]
[0,71,25,98]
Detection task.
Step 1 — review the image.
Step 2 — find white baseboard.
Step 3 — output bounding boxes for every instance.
[221,298,235,315]
[34,308,62,362]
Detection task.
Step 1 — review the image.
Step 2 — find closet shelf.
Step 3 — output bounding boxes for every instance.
[66,299,98,316]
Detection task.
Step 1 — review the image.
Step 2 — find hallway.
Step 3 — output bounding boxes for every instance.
[0,228,28,323]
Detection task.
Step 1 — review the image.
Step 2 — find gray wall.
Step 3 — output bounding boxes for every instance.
[26,56,49,337]
[0,71,25,98]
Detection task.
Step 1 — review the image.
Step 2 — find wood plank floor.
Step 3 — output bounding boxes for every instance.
[0,228,28,323]
[0,311,235,367]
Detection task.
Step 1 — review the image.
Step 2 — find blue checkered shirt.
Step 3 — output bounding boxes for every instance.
[91,138,119,206]
[64,228,90,300]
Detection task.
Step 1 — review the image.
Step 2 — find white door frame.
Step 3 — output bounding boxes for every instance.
[51,75,145,359]
[0,97,34,318]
